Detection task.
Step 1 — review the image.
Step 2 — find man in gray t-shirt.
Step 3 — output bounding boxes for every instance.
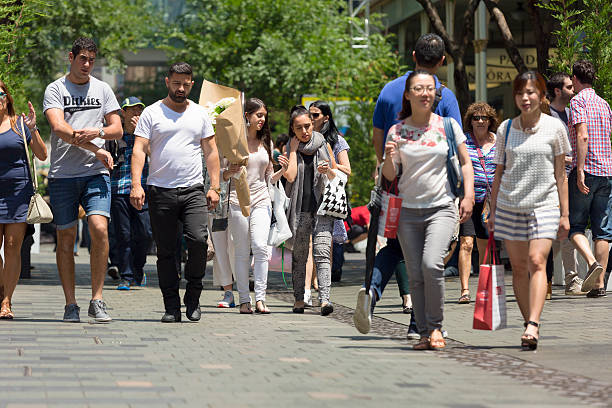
[43,37,122,323]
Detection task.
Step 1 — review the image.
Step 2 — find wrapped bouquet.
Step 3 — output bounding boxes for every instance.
[199,80,251,216]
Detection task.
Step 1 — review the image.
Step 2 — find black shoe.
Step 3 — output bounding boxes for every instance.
[292,307,304,314]
[344,243,359,253]
[321,302,334,316]
[161,311,181,323]
[186,303,201,321]
[586,288,607,298]
[331,269,342,282]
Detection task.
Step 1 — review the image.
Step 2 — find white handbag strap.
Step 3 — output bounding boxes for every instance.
[18,117,38,192]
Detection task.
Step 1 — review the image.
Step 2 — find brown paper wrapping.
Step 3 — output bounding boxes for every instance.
[199,80,251,216]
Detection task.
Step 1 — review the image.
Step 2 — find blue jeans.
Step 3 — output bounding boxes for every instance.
[111,194,152,283]
[369,238,409,306]
[569,169,612,241]
[48,174,111,230]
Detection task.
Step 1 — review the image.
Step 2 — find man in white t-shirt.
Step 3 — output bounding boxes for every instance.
[130,62,220,323]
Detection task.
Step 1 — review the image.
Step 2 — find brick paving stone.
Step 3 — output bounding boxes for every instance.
[2,244,604,407]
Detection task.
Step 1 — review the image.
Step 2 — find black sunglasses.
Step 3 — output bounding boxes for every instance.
[471,115,490,122]
[311,112,321,118]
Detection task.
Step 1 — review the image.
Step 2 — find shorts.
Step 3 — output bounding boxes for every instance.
[494,206,560,241]
[568,169,612,241]
[48,174,111,230]
[459,200,490,240]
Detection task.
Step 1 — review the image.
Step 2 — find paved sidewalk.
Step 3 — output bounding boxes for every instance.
[0,244,608,407]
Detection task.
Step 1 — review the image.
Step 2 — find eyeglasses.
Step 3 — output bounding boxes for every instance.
[0,92,6,99]
[409,86,436,94]
[471,115,490,122]
[311,112,321,119]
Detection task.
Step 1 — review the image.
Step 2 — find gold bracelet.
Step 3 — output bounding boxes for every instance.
[210,186,221,195]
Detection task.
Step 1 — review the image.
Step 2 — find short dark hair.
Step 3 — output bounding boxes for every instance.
[71,37,97,56]
[546,72,570,100]
[572,60,596,85]
[168,62,193,78]
[414,33,445,68]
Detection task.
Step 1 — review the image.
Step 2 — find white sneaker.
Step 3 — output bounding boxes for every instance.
[353,288,372,334]
[217,291,235,308]
[304,289,313,307]
[565,277,587,295]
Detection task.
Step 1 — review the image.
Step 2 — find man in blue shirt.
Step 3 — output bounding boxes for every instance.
[110,96,152,290]
[355,33,462,337]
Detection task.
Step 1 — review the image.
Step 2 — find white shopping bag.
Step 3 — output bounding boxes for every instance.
[268,181,292,247]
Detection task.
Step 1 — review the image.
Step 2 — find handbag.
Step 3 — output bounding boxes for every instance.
[316,169,348,219]
[211,179,230,232]
[268,180,292,247]
[473,235,507,331]
[442,117,463,198]
[268,244,292,273]
[18,118,53,224]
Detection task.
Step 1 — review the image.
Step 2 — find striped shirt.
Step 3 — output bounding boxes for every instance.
[110,132,148,195]
[465,133,496,203]
[568,87,612,176]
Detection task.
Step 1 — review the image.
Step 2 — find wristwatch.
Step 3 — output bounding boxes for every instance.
[99,128,105,138]
[210,186,221,195]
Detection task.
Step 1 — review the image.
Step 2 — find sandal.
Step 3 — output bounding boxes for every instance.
[521,321,539,351]
[429,329,446,350]
[413,336,430,350]
[255,300,270,314]
[0,302,14,320]
[458,290,470,304]
[239,302,253,314]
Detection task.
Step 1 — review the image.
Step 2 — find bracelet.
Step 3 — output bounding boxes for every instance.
[209,186,221,195]
[30,125,39,133]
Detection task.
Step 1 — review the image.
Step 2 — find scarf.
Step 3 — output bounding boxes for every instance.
[285,131,330,249]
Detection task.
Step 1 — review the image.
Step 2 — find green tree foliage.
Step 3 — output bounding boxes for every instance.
[540,0,612,101]
[0,0,159,132]
[165,0,403,205]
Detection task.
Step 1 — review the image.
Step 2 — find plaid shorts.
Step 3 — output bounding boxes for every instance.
[494,206,560,241]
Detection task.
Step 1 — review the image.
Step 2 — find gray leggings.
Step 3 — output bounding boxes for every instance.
[396,202,458,336]
[291,212,333,303]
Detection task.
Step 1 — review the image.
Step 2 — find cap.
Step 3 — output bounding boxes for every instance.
[121,96,145,110]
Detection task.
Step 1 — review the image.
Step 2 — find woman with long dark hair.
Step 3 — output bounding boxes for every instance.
[382,70,474,350]
[0,81,48,319]
[489,71,570,350]
[284,105,337,315]
[224,98,287,314]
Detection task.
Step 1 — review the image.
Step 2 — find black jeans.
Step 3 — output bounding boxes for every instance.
[111,194,152,283]
[148,184,209,313]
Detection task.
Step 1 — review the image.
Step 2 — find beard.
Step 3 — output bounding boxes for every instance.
[169,91,187,103]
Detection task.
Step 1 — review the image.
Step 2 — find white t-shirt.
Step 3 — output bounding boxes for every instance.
[135,100,214,188]
[388,114,466,208]
[493,114,571,211]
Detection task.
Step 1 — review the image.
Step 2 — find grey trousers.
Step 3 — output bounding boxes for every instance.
[396,202,458,336]
[291,212,333,303]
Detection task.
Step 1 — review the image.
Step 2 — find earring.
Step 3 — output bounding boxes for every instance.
[246,120,251,128]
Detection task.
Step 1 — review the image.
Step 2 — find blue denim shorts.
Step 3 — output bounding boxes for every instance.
[48,174,111,230]
[568,169,612,241]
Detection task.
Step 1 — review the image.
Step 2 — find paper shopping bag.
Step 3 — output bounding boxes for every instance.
[473,236,507,330]
[377,192,402,239]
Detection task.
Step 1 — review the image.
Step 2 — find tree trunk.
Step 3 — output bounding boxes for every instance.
[415,0,479,116]
[482,0,528,73]
[526,0,553,76]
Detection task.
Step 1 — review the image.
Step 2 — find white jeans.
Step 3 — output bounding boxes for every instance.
[229,204,271,304]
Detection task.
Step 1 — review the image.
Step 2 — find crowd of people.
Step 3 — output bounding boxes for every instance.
[0,35,610,354]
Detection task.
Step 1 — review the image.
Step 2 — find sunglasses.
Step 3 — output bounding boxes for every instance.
[471,115,490,122]
[311,112,321,118]
[0,92,6,98]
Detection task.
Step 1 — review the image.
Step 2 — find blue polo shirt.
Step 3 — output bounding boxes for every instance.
[373,71,462,148]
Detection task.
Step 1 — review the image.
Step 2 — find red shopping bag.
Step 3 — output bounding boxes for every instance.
[473,236,507,330]
[377,192,402,239]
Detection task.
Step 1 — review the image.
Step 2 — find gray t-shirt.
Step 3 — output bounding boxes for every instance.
[43,75,120,178]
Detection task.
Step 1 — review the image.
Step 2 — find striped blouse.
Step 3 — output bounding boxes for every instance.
[465,133,496,203]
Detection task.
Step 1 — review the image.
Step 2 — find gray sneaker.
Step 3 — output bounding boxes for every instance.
[63,303,80,323]
[565,277,587,295]
[88,299,112,322]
